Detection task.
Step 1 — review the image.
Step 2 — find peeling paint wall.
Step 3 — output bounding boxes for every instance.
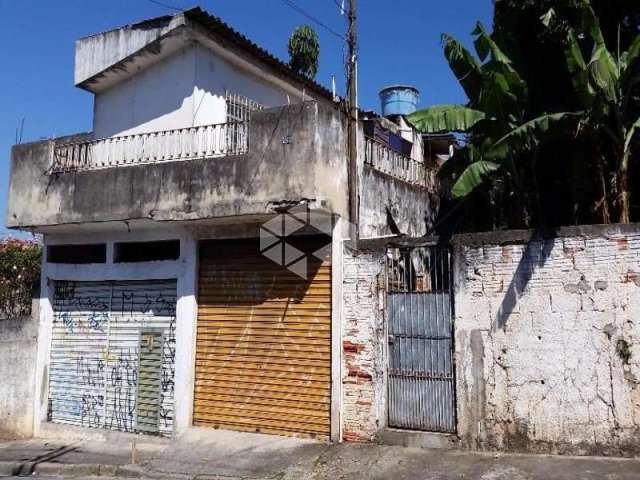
[341,225,640,456]
[74,14,183,86]
[7,102,349,230]
[359,167,433,238]
[341,245,386,441]
[357,124,436,238]
[454,225,640,456]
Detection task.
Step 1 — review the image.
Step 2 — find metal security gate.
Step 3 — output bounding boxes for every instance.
[194,237,331,440]
[386,245,456,432]
[48,280,177,436]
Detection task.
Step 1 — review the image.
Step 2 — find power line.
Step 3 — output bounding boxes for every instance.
[331,0,346,14]
[145,0,182,12]
[280,0,346,41]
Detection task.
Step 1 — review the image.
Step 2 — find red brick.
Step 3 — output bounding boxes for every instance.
[347,368,372,381]
[343,431,371,442]
[343,340,365,353]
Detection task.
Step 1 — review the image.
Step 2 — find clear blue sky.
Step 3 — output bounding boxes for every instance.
[0,0,492,237]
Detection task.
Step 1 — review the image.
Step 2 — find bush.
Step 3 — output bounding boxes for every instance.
[0,238,42,318]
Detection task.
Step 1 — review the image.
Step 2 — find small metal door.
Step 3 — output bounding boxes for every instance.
[136,330,164,434]
[386,246,456,433]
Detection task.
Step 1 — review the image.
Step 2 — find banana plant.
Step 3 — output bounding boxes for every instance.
[543,0,640,223]
[410,0,640,224]
[408,22,575,204]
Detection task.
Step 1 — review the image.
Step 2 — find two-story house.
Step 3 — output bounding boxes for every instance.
[7,7,436,442]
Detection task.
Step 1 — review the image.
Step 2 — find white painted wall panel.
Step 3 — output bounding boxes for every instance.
[93,43,295,139]
[93,48,196,138]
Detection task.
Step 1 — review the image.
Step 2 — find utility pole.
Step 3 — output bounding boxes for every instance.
[346,0,359,245]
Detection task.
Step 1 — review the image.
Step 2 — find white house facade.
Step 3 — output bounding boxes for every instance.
[7,7,435,444]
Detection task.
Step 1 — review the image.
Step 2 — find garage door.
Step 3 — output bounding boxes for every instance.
[48,280,177,436]
[194,237,331,439]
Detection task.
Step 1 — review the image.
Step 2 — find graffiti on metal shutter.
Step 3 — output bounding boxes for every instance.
[48,280,177,436]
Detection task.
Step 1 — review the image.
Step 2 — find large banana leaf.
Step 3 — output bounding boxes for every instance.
[589,45,620,103]
[577,0,606,49]
[478,68,525,128]
[620,35,640,90]
[488,112,581,156]
[564,29,595,108]
[469,23,527,119]
[623,117,640,155]
[621,35,640,70]
[472,22,512,65]
[442,34,482,104]
[450,160,500,198]
[577,0,619,102]
[408,105,485,133]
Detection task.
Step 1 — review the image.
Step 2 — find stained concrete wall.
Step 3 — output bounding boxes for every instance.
[357,121,436,238]
[74,13,185,86]
[6,102,348,230]
[359,166,434,238]
[454,224,640,456]
[0,309,38,439]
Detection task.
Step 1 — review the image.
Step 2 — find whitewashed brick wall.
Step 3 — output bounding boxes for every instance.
[340,226,640,455]
[454,225,640,456]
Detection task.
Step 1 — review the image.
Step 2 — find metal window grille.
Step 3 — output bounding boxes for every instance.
[225,91,264,123]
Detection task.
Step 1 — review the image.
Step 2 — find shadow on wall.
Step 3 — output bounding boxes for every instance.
[494,230,554,330]
[94,48,198,138]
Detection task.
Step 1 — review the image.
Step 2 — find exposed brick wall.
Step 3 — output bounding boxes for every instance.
[341,246,386,441]
[454,226,640,456]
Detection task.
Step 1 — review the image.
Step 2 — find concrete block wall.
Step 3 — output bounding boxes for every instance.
[0,309,38,439]
[341,245,386,441]
[454,225,640,456]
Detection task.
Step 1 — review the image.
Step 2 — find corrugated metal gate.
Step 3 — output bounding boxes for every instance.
[194,237,331,440]
[48,280,177,436]
[386,245,456,432]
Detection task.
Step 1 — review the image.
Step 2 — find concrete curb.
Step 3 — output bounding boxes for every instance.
[0,461,153,478]
[0,461,20,476]
[0,459,247,479]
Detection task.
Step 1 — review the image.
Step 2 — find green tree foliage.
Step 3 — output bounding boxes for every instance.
[288,26,320,79]
[408,0,640,231]
[409,23,577,229]
[0,238,41,318]
[543,1,640,223]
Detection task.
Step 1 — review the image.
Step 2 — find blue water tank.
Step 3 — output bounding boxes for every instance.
[379,85,420,116]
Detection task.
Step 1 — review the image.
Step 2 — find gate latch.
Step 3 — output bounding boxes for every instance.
[388,335,395,344]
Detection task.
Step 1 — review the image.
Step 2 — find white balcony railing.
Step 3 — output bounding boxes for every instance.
[52,122,248,173]
[364,137,431,188]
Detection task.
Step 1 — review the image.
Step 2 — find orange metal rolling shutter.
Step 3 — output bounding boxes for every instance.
[194,237,331,440]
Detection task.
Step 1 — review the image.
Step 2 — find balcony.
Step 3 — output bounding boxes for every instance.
[6,102,349,231]
[51,122,249,173]
[359,136,437,238]
[363,137,434,190]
